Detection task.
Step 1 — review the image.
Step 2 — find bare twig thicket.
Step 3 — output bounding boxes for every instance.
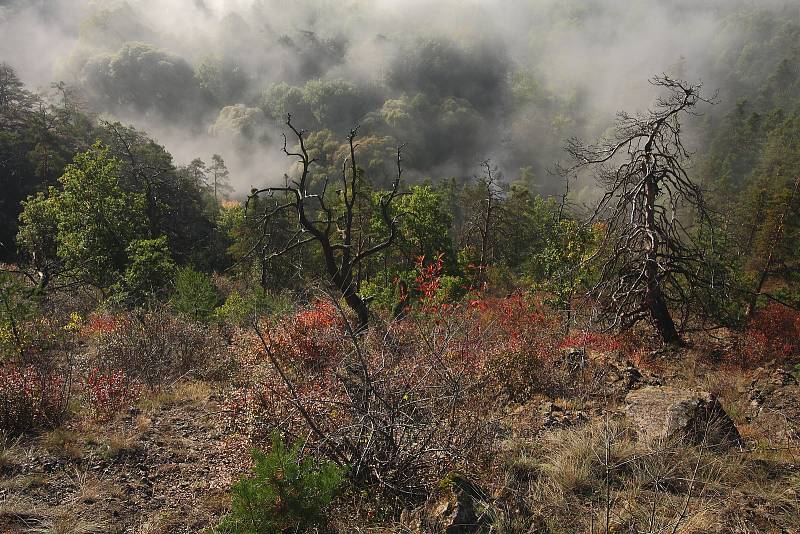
[246,289,508,503]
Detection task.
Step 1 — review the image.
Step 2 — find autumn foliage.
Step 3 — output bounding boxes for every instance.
[85,368,141,420]
[735,304,800,367]
[263,300,345,372]
[0,364,71,434]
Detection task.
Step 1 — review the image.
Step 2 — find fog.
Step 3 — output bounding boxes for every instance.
[1,0,797,194]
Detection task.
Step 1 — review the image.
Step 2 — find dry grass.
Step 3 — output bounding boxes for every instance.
[491,415,800,533]
[0,434,25,472]
[0,493,110,533]
[139,490,229,534]
[41,428,84,460]
[0,472,50,493]
[0,494,49,531]
[90,431,138,462]
[138,380,213,413]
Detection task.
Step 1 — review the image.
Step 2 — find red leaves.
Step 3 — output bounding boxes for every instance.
[85,368,140,420]
[414,254,446,313]
[735,304,800,367]
[558,331,624,353]
[82,314,119,337]
[0,365,69,433]
[265,300,345,372]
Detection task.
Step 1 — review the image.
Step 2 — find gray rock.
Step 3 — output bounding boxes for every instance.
[427,474,491,533]
[625,386,741,449]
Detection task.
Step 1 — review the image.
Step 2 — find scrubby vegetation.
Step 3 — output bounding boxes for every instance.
[1,0,800,532]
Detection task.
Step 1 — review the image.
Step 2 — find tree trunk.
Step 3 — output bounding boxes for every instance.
[342,286,369,332]
[744,249,773,319]
[644,175,682,345]
[646,275,681,344]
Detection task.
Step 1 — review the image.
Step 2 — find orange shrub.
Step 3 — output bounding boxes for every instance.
[264,300,345,372]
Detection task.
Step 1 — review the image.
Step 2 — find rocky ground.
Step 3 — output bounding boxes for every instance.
[0,383,249,533]
[1,347,799,533]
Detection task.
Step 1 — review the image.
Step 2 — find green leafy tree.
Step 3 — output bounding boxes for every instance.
[101,122,215,267]
[18,142,147,290]
[196,56,248,105]
[525,218,596,320]
[16,191,60,292]
[54,143,146,287]
[0,272,36,358]
[111,237,175,306]
[394,184,455,271]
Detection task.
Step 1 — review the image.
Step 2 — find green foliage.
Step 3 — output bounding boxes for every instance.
[111,237,175,306]
[215,433,344,534]
[0,273,36,358]
[196,56,248,104]
[394,185,455,271]
[17,142,147,289]
[80,42,205,121]
[213,288,293,327]
[170,266,221,322]
[524,218,596,309]
[56,143,146,283]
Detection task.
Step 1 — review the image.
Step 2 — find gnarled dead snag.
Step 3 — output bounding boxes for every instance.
[565,76,716,344]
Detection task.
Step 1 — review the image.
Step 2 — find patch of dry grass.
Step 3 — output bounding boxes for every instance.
[138,380,213,412]
[41,428,84,460]
[492,415,800,533]
[0,495,49,531]
[90,432,138,462]
[0,434,25,472]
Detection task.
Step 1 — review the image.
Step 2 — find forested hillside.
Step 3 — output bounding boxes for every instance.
[0,1,799,532]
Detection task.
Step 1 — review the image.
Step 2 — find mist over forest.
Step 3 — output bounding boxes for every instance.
[3,0,797,195]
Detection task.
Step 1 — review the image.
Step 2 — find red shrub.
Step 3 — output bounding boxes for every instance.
[558,331,624,353]
[81,314,119,338]
[734,304,800,367]
[415,254,445,306]
[0,364,71,434]
[85,368,141,420]
[465,294,564,397]
[265,300,345,371]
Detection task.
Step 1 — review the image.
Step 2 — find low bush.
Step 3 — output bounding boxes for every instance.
[215,433,344,534]
[214,288,293,328]
[170,266,222,322]
[0,364,72,434]
[85,368,141,420]
[733,304,800,367]
[110,237,175,306]
[93,305,220,388]
[263,300,345,372]
[230,267,564,503]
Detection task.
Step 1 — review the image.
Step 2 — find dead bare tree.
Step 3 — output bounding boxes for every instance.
[565,76,715,344]
[459,159,504,284]
[248,115,403,330]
